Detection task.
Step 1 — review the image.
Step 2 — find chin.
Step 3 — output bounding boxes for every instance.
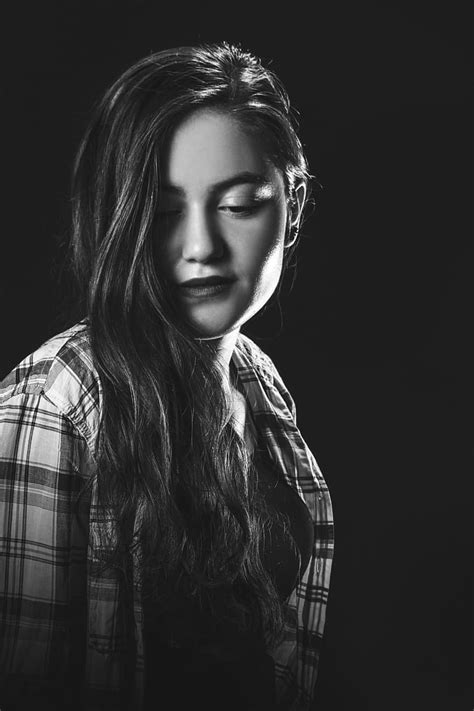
[191,323,239,340]
[184,307,247,340]
[183,298,268,340]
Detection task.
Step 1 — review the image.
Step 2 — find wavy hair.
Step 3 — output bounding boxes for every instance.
[68,41,312,646]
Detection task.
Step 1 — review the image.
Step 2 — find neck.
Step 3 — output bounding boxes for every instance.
[196,329,249,442]
[215,330,240,379]
[197,328,240,386]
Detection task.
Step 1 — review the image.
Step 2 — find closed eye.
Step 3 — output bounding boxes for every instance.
[218,203,263,217]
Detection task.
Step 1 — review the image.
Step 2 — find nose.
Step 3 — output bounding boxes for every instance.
[181,207,224,263]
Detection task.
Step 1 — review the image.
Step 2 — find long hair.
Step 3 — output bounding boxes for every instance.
[68,41,311,646]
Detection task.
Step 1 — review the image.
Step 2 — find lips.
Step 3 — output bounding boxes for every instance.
[180,275,235,287]
[178,275,236,298]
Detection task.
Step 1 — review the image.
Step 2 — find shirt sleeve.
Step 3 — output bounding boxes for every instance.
[0,388,91,708]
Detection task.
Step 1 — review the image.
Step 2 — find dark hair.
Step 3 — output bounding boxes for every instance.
[69,41,312,646]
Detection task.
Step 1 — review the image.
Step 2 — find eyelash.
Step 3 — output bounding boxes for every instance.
[219,204,262,217]
[157,203,263,219]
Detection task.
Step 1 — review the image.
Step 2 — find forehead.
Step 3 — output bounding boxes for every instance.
[160,109,283,191]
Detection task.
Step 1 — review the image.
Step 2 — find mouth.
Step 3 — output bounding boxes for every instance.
[178,275,236,298]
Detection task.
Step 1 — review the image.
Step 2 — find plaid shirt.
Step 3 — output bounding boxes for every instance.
[0,322,334,711]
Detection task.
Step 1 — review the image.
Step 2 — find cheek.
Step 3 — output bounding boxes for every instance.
[241,210,286,294]
[255,241,285,298]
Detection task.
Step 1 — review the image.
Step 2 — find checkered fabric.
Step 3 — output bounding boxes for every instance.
[0,322,334,710]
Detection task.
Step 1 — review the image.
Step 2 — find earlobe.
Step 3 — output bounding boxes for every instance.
[285,182,307,249]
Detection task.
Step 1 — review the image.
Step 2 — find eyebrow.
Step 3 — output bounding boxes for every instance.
[160,171,272,196]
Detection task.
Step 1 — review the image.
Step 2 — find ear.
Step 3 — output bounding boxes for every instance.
[285,181,307,249]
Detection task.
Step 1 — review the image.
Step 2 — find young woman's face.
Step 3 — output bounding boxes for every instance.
[155,109,290,338]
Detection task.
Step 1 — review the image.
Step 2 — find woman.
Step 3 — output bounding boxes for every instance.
[0,42,333,710]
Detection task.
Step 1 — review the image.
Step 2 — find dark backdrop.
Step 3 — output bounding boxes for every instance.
[2,3,472,710]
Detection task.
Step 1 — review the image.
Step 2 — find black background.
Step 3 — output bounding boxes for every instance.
[2,3,472,709]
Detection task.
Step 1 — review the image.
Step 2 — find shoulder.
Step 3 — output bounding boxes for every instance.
[234,332,278,384]
[234,332,297,417]
[0,320,101,446]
